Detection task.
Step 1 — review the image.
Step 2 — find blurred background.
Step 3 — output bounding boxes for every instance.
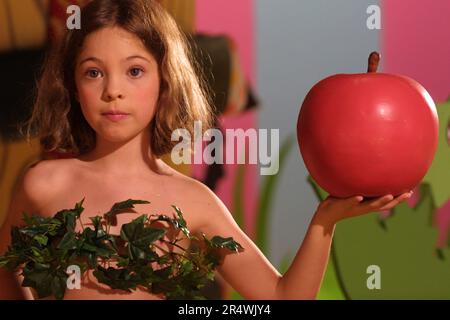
[0,0,449,299]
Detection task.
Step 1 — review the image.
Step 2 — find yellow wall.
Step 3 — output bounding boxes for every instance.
[0,139,42,226]
[0,0,49,51]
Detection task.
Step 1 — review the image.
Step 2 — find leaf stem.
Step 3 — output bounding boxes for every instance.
[159,239,187,253]
[367,51,380,73]
[77,216,85,231]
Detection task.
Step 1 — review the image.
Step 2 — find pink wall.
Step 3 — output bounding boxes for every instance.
[382,0,450,245]
[195,0,255,86]
[194,0,258,237]
[382,0,450,102]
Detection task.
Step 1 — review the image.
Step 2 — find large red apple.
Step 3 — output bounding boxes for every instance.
[297,52,439,198]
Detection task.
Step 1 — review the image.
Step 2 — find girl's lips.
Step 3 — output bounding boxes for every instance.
[102,113,129,121]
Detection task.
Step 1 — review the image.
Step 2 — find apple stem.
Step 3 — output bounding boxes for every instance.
[367,51,380,73]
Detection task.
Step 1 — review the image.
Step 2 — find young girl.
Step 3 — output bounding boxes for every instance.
[0,0,412,300]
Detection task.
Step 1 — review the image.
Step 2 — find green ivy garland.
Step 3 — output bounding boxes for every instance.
[0,199,243,300]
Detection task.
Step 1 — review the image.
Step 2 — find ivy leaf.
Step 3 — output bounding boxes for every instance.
[20,214,63,238]
[57,232,77,250]
[51,199,85,233]
[153,206,191,239]
[80,241,115,258]
[178,260,194,275]
[21,263,53,299]
[51,269,69,300]
[153,265,173,279]
[89,216,102,230]
[205,235,244,253]
[93,266,140,291]
[171,205,190,238]
[21,263,68,300]
[109,200,151,214]
[89,216,107,238]
[120,215,165,261]
[77,228,115,261]
[104,199,150,225]
[117,257,130,267]
[151,279,178,296]
[73,198,85,217]
[11,226,31,251]
[22,212,33,225]
[150,266,177,295]
[30,247,45,261]
[54,210,78,233]
[0,257,10,269]
[33,234,48,246]
[106,235,122,253]
[0,253,22,270]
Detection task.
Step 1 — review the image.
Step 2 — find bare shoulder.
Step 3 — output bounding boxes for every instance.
[162,164,222,205]
[13,158,76,215]
[0,158,75,253]
[160,163,232,231]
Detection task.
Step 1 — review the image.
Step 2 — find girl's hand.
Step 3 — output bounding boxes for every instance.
[313,191,414,226]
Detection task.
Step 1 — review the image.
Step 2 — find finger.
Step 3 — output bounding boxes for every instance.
[351,195,364,203]
[343,195,364,209]
[361,194,394,211]
[380,192,412,210]
[325,195,363,206]
[379,192,412,211]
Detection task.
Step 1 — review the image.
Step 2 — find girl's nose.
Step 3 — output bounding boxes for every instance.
[107,92,123,100]
[103,78,124,101]
[104,90,123,101]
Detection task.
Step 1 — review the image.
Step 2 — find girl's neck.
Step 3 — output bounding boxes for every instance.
[77,130,165,177]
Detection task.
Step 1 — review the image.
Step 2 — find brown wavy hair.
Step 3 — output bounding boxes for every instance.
[24,0,214,157]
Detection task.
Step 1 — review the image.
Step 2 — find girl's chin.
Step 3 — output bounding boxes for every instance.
[97,130,144,144]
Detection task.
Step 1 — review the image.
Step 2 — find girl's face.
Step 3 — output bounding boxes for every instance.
[75,26,160,143]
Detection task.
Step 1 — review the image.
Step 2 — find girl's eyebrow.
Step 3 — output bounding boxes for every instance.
[78,55,151,66]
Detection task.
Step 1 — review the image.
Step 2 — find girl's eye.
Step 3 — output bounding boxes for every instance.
[86,69,102,78]
[129,67,144,78]
[83,68,143,79]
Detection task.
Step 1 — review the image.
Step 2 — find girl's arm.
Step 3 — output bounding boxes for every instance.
[0,188,28,299]
[0,164,50,299]
[196,183,411,300]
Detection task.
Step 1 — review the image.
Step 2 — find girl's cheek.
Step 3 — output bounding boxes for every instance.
[78,84,102,106]
[135,77,160,106]
[78,96,98,120]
